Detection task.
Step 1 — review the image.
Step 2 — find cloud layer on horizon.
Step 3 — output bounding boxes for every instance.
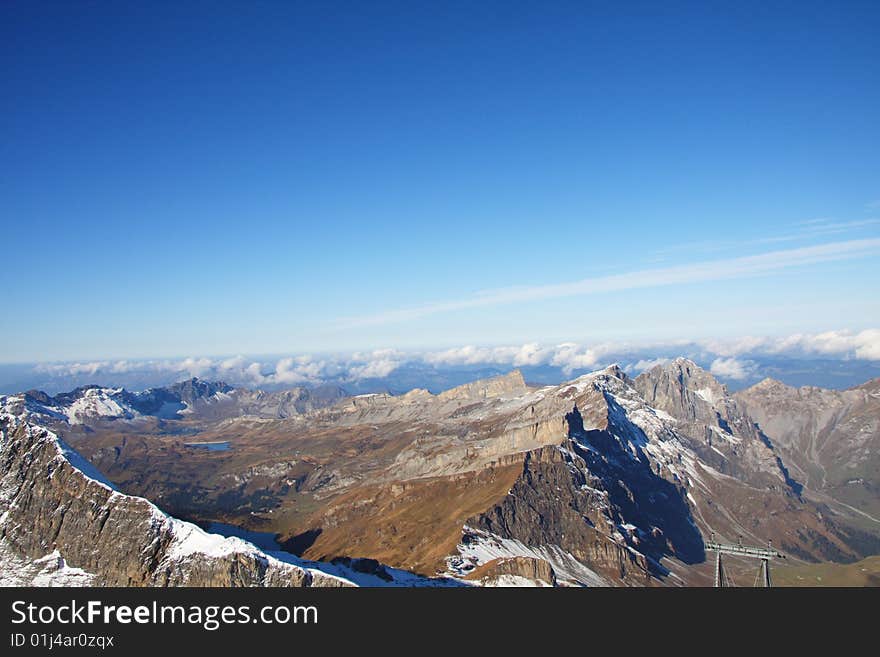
[25,328,880,391]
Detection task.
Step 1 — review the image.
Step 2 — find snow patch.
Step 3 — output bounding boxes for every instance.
[692,387,718,406]
[483,574,551,587]
[0,540,96,587]
[449,527,607,587]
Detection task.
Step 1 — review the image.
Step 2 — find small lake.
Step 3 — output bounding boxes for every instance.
[183,441,231,452]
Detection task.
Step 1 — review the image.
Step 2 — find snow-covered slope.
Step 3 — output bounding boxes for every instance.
[0,540,96,586]
[0,406,464,587]
[2,387,143,425]
[448,526,608,586]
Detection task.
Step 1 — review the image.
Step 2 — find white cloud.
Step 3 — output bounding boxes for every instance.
[243,362,265,383]
[709,357,756,380]
[653,218,880,259]
[510,343,551,366]
[424,345,520,366]
[344,349,405,381]
[854,333,880,360]
[346,358,401,380]
[699,328,880,361]
[35,361,105,376]
[271,357,315,384]
[178,357,215,378]
[698,336,770,357]
[422,342,616,375]
[26,326,880,392]
[341,238,880,327]
[549,343,606,375]
[219,355,248,371]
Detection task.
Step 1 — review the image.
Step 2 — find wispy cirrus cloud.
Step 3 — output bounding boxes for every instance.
[340,238,880,328]
[648,218,880,261]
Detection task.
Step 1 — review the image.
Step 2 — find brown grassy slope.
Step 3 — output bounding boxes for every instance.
[286,462,524,575]
[772,555,880,587]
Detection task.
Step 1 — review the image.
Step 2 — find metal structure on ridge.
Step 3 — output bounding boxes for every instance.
[704,533,785,587]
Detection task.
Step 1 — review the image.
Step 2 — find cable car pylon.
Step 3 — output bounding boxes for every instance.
[704,533,785,587]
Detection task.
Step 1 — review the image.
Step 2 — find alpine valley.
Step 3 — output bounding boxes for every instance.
[2,359,879,587]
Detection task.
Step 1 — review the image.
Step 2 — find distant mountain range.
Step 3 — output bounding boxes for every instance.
[9,378,345,424]
[4,352,880,398]
[2,358,879,586]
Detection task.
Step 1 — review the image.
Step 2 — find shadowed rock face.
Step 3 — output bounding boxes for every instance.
[469,399,704,585]
[571,415,706,566]
[469,445,653,585]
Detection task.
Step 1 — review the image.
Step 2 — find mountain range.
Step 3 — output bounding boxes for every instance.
[2,358,879,586]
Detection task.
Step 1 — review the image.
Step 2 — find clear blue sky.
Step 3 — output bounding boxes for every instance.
[2,1,878,363]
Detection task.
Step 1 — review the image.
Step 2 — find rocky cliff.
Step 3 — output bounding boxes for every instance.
[635,358,792,490]
[735,377,880,526]
[0,411,351,587]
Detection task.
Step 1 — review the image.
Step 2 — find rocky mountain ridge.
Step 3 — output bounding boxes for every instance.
[8,378,347,426]
[0,408,460,587]
[3,359,879,586]
[735,375,880,525]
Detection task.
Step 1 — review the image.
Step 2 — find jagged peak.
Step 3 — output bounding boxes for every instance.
[735,377,800,399]
[566,363,628,383]
[165,377,233,402]
[554,364,636,402]
[598,363,627,379]
[752,377,787,390]
[667,357,709,375]
[638,356,718,385]
[498,369,526,385]
[633,356,733,413]
[169,376,230,390]
[23,389,52,404]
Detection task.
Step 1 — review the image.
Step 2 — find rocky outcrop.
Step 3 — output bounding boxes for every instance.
[437,370,529,401]
[468,445,654,585]
[634,358,728,425]
[223,384,346,419]
[465,556,557,587]
[735,377,880,524]
[0,413,351,587]
[632,361,877,563]
[635,358,794,491]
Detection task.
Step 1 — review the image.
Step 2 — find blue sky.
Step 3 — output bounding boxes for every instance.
[2,1,879,365]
